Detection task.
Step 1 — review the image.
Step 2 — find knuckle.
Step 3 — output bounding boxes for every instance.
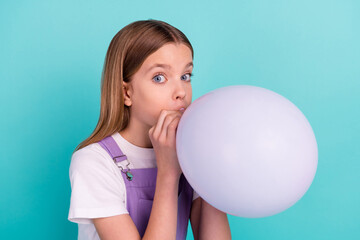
[164,115,173,123]
[160,109,168,116]
[149,128,155,136]
[169,121,178,129]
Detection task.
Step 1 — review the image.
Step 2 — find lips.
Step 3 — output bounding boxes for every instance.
[179,107,186,112]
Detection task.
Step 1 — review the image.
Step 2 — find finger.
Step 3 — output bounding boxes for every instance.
[148,126,155,139]
[167,115,181,140]
[152,110,169,138]
[154,110,181,137]
[159,112,182,141]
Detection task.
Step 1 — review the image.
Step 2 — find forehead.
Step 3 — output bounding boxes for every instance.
[140,43,193,71]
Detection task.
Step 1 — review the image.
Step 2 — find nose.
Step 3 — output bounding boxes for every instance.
[173,80,186,100]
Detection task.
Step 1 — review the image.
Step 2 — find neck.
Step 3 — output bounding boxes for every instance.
[119,118,153,149]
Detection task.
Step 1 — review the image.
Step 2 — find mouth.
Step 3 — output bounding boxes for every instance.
[179,107,186,112]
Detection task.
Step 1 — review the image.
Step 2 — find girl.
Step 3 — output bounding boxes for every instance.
[68,19,231,240]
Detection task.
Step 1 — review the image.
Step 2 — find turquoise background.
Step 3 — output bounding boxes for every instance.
[1,0,359,239]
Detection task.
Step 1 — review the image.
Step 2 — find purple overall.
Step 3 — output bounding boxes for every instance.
[98,136,194,239]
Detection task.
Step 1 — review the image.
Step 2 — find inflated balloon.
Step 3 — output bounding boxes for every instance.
[176,85,318,218]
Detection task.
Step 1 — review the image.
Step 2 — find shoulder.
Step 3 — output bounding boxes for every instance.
[69,142,117,178]
[68,143,129,224]
[70,143,106,169]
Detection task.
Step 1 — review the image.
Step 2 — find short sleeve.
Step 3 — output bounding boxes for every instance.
[192,189,200,201]
[68,145,129,224]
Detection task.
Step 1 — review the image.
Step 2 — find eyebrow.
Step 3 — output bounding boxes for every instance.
[146,62,193,73]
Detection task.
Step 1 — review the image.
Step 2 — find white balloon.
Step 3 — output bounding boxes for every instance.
[176,85,318,218]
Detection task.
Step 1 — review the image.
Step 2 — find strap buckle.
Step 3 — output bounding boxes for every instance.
[112,154,127,163]
[113,155,133,181]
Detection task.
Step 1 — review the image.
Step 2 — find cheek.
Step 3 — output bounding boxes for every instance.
[186,85,193,101]
[138,95,166,124]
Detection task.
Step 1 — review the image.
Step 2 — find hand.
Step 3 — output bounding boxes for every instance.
[148,110,183,178]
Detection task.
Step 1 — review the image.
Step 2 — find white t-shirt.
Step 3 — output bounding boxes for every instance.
[68,132,200,240]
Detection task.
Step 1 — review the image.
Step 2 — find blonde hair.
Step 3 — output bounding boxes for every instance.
[75,20,194,151]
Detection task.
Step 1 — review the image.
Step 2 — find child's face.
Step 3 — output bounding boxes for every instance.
[124,43,193,128]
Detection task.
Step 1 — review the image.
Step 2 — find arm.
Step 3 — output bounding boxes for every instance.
[191,197,231,240]
[93,172,180,240]
[94,110,184,240]
[190,197,202,240]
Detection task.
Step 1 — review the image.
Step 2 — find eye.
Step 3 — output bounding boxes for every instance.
[180,73,193,82]
[152,74,166,83]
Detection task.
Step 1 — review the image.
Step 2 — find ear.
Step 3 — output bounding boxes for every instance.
[122,82,132,107]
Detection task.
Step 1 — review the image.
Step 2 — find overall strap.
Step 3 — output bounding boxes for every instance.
[98,135,128,163]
